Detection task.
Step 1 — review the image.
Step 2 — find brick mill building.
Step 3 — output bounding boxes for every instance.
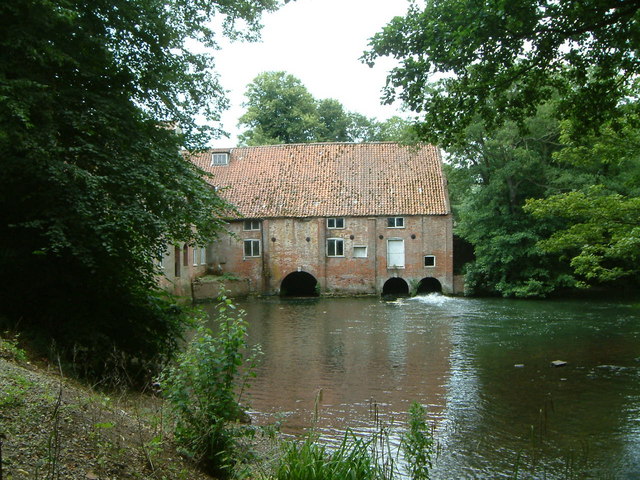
[161,142,455,297]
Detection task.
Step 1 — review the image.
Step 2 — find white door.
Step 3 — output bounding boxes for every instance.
[387,239,405,268]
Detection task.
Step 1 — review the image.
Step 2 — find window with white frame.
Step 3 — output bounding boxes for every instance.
[211,153,229,166]
[387,217,404,228]
[200,246,206,265]
[243,239,261,257]
[193,246,199,266]
[243,219,261,231]
[353,245,367,258]
[424,255,436,267]
[326,238,344,257]
[327,217,345,229]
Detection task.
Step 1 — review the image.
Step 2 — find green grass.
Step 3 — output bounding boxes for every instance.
[275,430,386,480]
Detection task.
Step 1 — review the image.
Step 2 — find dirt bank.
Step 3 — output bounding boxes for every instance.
[0,354,215,480]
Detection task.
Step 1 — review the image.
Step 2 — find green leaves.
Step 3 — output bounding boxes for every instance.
[238,71,320,145]
[366,0,640,294]
[401,402,433,480]
[0,0,281,380]
[445,109,576,297]
[526,187,640,284]
[364,0,640,147]
[237,71,416,145]
[162,297,260,477]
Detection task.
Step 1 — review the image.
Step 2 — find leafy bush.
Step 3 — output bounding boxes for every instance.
[0,332,27,363]
[161,295,259,478]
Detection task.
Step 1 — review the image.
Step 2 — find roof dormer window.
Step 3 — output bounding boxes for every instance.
[211,152,229,166]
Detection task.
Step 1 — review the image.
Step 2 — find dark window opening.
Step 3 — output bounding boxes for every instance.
[424,255,436,267]
[454,235,475,275]
[174,245,181,277]
[327,238,344,257]
[280,271,319,297]
[327,217,345,229]
[382,277,409,297]
[416,277,443,295]
[244,219,261,231]
[183,244,189,267]
[244,239,261,257]
[387,217,404,228]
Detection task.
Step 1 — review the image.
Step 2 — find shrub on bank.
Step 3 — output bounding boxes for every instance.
[161,295,260,478]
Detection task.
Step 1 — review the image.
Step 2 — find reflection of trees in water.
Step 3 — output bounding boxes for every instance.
[220,297,640,478]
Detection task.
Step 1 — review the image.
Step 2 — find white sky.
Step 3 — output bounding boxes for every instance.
[210,0,412,147]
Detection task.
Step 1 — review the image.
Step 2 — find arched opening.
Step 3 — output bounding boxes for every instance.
[416,277,443,295]
[280,271,319,297]
[382,277,410,297]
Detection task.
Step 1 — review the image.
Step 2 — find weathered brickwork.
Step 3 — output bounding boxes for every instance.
[159,143,457,297]
[207,214,453,295]
[158,244,210,297]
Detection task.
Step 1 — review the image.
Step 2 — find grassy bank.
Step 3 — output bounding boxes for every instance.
[0,336,217,479]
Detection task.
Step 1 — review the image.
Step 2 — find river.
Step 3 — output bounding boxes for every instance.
[205,295,640,478]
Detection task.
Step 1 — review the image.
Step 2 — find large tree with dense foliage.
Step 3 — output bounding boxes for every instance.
[445,107,581,297]
[238,71,415,145]
[363,0,640,147]
[238,71,320,145]
[0,0,281,379]
[364,0,640,294]
[525,114,640,286]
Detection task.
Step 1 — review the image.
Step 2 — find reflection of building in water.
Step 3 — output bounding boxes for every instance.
[231,298,640,477]
[237,298,452,435]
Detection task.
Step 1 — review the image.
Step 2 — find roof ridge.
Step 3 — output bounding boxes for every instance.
[210,141,422,151]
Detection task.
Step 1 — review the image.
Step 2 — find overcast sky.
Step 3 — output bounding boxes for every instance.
[210,0,411,147]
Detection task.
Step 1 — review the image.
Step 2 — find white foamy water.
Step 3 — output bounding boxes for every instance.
[408,293,455,306]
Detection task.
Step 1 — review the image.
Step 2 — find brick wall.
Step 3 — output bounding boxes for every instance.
[158,243,209,297]
[208,214,454,296]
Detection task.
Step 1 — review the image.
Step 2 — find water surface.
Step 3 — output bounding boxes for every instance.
[206,295,640,478]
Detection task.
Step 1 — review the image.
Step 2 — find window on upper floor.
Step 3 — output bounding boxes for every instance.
[327,217,345,229]
[424,255,436,267]
[387,217,404,228]
[243,239,261,257]
[326,238,344,257]
[244,219,261,231]
[353,246,367,258]
[211,153,229,166]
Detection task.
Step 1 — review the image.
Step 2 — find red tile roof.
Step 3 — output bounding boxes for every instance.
[189,143,449,219]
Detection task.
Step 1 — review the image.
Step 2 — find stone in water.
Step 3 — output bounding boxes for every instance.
[551,360,567,367]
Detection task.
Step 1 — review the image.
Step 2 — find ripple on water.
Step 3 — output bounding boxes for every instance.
[213,296,640,479]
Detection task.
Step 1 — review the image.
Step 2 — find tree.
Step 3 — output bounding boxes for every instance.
[363,0,640,147]
[315,98,352,142]
[343,113,418,143]
[238,71,320,145]
[524,115,640,287]
[364,0,640,294]
[238,71,415,145]
[0,0,281,380]
[446,107,579,297]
